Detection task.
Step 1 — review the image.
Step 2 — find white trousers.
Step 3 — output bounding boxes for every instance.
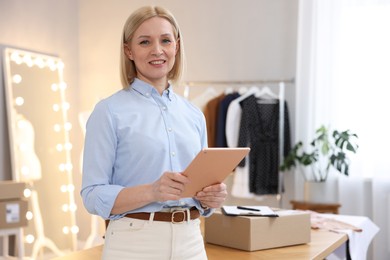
[103,216,207,260]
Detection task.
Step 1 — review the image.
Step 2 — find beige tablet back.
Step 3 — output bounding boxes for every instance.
[181,147,250,198]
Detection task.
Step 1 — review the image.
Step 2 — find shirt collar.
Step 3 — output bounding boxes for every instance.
[131,78,174,100]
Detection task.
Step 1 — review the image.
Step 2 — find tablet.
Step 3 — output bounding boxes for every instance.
[180,147,250,198]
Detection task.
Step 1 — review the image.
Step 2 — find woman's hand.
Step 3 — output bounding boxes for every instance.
[195,183,227,209]
[152,171,190,202]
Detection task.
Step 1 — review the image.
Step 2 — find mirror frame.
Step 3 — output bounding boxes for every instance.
[2,47,77,253]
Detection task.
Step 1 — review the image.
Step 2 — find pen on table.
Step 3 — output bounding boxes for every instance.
[237,206,260,212]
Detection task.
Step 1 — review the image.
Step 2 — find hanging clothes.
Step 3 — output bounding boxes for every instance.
[230,159,254,198]
[225,93,253,198]
[215,92,240,147]
[225,87,259,148]
[238,95,291,195]
[203,93,226,147]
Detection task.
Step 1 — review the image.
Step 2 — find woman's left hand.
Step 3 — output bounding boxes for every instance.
[195,183,227,209]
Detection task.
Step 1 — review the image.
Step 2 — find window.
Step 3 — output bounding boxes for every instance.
[333,3,390,177]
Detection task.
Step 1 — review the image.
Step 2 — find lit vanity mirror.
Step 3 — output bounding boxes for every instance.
[2,47,77,257]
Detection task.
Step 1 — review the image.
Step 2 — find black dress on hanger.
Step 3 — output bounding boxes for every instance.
[238,95,291,195]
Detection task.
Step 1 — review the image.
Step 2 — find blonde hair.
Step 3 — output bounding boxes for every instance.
[120,6,185,88]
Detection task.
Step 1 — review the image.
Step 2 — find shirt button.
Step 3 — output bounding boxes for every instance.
[171,152,176,157]
[145,93,150,97]
[162,106,167,110]
[180,201,185,206]
[168,127,172,132]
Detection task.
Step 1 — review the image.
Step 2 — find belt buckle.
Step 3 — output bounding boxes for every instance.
[171,210,186,224]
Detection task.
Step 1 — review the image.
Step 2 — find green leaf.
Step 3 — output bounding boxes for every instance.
[279,125,358,180]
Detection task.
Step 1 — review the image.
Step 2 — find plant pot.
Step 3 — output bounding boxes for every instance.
[303,179,338,203]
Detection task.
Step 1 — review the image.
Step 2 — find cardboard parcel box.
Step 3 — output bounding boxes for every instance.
[0,199,28,229]
[0,181,26,200]
[204,210,311,251]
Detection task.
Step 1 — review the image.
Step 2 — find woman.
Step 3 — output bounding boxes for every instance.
[81,6,227,259]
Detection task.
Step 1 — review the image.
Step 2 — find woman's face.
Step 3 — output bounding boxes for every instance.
[126,17,178,88]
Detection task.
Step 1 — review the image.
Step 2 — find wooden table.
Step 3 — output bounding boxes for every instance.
[290,200,341,214]
[54,229,347,260]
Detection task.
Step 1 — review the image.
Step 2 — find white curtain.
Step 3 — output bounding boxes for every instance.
[296,0,390,259]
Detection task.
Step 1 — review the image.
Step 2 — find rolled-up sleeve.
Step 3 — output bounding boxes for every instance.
[80,101,123,219]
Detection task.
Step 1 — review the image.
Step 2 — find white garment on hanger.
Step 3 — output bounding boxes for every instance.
[231,162,254,199]
[225,100,241,148]
[226,87,257,199]
[225,86,258,148]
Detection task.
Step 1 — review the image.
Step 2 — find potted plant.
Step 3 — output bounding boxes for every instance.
[280,125,359,182]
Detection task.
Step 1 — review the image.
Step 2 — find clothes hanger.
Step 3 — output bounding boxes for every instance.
[204,87,218,96]
[190,86,218,102]
[255,86,278,104]
[233,86,259,103]
[224,87,234,94]
[238,86,248,95]
[255,86,278,99]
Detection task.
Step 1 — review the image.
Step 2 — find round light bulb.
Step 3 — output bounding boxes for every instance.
[12,74,22,84]
[59,163,66,172]
[51,83,58,92]
[65,163,73,171]
[48,59,57,71]
[67,184,75,192]
[54,124,61,132]
[15,97,24,106]
[26,211,33,220]
[57,61,65,70]
[10,52,20,62]
[34,57,45,68]
[62,102,70,110]
[59,82,67,90]
[53,104,60,112]
[23,55,33,67]
[71,225,79,234]
[62,226,69,234]
[64,143,73,151]
[25,234,35,244]
[60,185,67,193]
[56,144,63,152]
[69,203,77,212]
[23,189,32,198]
[62,204,69,212]
[64,122,72,131]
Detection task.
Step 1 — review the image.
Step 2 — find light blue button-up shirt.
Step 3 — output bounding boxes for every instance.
[81,79,210,220]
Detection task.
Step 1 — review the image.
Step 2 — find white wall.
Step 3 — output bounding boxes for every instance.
[0,0,298,248]
[78,0,298,111]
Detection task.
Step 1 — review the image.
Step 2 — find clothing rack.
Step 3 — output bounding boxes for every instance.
[183,78,294,87]
[183,79,293,209]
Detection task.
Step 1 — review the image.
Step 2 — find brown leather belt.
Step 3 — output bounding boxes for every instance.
[124,208,200,223]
